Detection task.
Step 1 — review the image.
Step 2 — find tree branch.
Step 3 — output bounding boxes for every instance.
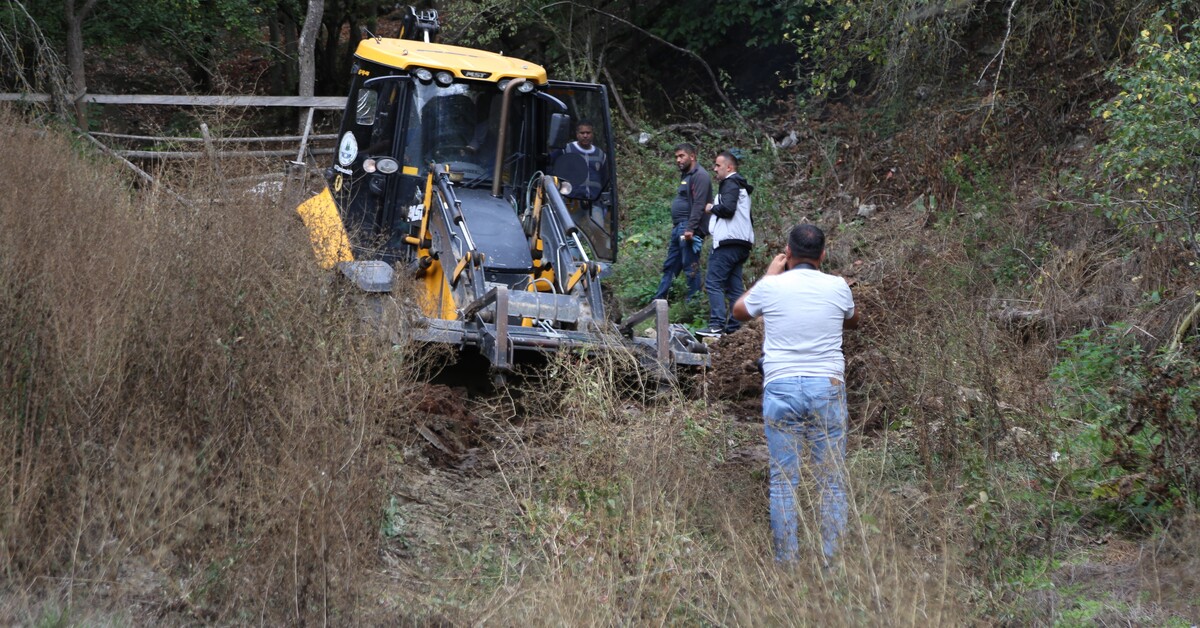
[978,0,1018,117]
[601,65,635,130]
[542,0,749,128]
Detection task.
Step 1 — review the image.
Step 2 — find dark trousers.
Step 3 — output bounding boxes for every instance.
[652,222,703,302]
[705,243,749,332]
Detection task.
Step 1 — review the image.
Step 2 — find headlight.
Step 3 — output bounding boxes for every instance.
[337,132,358,167]
[376,158,400,174]
[413,67,433,82]
[498,78,535,93]
[364,158,399,174]
[435,70,454,86]
[559,180,573,196]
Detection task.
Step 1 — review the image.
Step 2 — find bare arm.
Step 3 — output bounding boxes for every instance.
[733,253,788,322]
[732,294,753,322]
[844,276,861,329]
[844,308,861,330]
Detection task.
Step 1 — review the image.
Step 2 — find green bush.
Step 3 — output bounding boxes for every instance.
[1094,8,1200,253]
[1050,323,1200,529]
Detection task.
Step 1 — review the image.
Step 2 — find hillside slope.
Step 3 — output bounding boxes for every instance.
[4,5,1200,624]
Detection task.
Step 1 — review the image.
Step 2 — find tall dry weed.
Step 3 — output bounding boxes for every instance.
[429,353,973,625]
[0,108,420,623]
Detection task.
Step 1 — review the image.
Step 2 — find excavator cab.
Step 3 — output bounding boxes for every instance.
[544,82,618,262]
[296,8,707,373]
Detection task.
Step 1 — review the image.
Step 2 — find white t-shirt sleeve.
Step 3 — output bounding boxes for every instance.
[743,278,770,318]
[838,282,856,319]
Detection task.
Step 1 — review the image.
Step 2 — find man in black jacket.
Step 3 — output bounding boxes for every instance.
[651,143,712,304]
[696,150,754,337]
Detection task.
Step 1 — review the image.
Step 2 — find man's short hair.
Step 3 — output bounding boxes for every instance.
[716,149,739,168]
[674,142,697,156]
[788,224,825,260]
[576,120,594,131]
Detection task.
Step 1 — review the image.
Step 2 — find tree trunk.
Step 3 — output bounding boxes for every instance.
[319,15,343,94]
[298,0,324,98]
[64,0,99,129]
[297,0,324,132]
[269,10,284,95]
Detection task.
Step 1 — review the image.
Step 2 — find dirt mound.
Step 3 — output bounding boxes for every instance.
[699,319,765,418]
[393,383,482,468]
[698,281,884,430]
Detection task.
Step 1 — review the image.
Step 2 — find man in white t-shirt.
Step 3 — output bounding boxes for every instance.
[732,223,861,564]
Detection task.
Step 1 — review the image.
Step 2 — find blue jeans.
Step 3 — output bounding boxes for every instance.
[763,376,848,563]
[705,244,749,332]
[652,223,703,302]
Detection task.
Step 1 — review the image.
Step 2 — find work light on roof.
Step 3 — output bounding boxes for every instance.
[435,70,454,86]
[413,67,433,82]
[498,78,535,93]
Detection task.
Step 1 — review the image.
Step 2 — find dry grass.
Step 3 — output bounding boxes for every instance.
[0,107,431,623]
[368,347,975,626]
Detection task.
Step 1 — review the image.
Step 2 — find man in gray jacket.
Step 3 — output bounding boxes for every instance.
[651,143,712,304]
[696,150,754,337]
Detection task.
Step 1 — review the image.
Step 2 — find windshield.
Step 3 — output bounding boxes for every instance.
[408,81,506,186]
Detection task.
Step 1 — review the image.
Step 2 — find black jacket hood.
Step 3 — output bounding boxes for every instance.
[724,172,754,195]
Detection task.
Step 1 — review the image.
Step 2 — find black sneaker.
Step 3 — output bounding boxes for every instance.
[695,326,724,338]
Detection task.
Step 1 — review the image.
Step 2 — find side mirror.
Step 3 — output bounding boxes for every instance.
[547,113,571,151]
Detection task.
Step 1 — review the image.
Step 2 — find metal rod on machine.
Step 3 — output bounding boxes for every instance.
[571,233,591,263]
[456,214,477,252]
[433,165,478,252]
[492,78,525,197]
[542,176,581,238]
[493,286,509,371]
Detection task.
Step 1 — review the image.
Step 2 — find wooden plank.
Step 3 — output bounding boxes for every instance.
[88,131,338,143]
[0,93,50,103]
[295,107,316,164]
[116,148,335,159]
[0,93,345,108]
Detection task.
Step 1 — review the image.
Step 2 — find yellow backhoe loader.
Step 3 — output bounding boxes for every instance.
[296,7,707,375]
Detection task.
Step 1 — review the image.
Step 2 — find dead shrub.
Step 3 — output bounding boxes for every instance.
[0,107,422,623]
[447,353,972,625]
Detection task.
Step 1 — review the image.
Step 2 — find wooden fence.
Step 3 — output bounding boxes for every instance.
[1,93,349,207]
[0,93,346,162]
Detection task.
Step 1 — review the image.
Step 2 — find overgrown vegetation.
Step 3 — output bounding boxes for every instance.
[4,0,1200,623]
[0,109,428,623]
[1094,6,1200,256]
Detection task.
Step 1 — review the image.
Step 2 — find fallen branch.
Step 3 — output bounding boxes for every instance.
[1168,300,1200,357]
[76,130,194,210]
[88,131,338,144]
[115,148,335,160]
[978,0,1019,118]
